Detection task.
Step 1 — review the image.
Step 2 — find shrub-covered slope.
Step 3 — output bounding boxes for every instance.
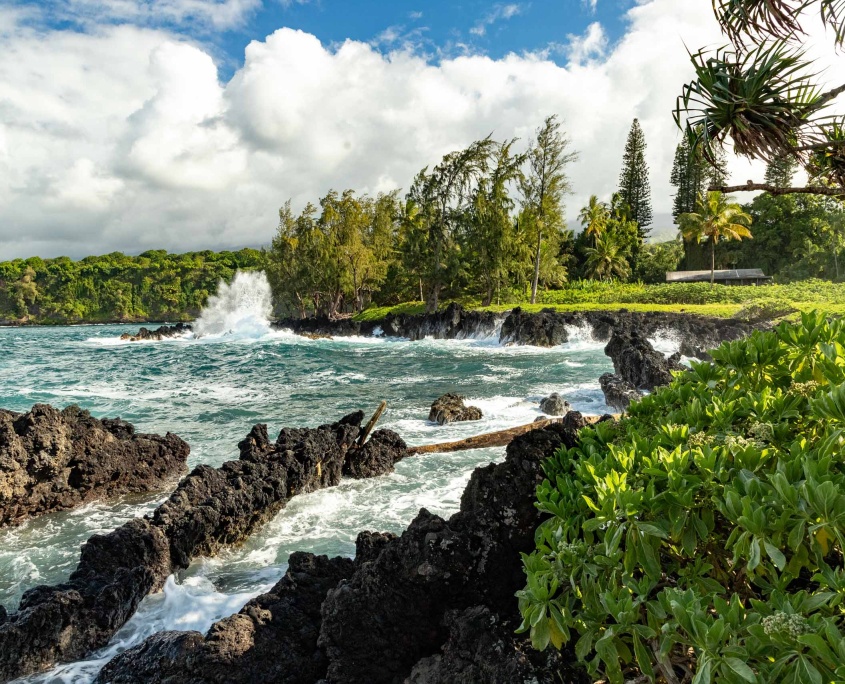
[519,312,845,683]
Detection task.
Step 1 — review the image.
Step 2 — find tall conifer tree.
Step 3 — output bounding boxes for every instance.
[764,155,798,188]
[618,118,653,239]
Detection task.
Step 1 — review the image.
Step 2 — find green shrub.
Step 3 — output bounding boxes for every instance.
[732,298,798,323]
[518,311,845,683]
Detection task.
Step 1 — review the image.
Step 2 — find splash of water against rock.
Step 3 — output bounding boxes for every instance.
[193,271,273,338]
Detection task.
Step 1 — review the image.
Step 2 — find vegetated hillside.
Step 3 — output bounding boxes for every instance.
[0,249,264,324]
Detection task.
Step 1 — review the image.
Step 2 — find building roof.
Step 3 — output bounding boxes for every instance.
[666,269,772,283]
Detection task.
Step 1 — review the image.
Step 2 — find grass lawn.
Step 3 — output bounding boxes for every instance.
[353,280,845,322]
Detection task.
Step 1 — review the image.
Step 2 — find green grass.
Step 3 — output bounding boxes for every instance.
[353,280,845,322]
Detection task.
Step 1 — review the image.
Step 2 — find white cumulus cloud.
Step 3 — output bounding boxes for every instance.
[0,0,842,258]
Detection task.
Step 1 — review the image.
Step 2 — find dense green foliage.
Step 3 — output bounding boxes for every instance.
[679,192,754,285]
[518,313,845,683]
[0,249,264,324]
[266,126,579,317]
[722,193,845,281]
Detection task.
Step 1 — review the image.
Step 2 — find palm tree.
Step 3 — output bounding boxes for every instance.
[578,195,609,247]
[678,191,753,287]
[583,234,631,282]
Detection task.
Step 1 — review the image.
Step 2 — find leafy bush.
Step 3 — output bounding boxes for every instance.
[518,311,845,683]
[732,298,798,323]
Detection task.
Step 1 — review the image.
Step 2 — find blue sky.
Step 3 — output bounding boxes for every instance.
[217,1,636,77]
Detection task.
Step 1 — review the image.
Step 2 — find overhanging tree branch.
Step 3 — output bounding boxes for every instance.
[710,182,845,196]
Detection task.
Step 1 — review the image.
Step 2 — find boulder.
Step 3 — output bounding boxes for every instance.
[428,394,483,425]
[0,404,189,527]
[539,393,570,416]
[599,373,643,412]
[604,330,687,390]
[499,307,570,347]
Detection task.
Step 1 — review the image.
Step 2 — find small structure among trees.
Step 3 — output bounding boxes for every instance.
[666,268,772,286]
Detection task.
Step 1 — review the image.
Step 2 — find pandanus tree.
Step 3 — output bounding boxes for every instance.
[678,191,753,286]
[578,195,610,247]
[675,0,845,196]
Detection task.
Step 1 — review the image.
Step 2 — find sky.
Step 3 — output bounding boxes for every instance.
[0,0,838,259]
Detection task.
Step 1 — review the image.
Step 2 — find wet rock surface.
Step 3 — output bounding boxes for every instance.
[604,330,687,390]
[599,373,643,411]
[0,404,189,527]
[100,414,590,684]
[500,307,571,347]
[276,306,756,351]
[120,323,191,342]
[539,392,570,416]
[0,412,407,682]
[382,303,502,341]
[428,393,483,425]
[343,429,408,479]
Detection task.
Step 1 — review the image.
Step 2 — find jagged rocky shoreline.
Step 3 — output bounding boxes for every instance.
[275,303,755,350]
[0,413,408,681]
[0,404,189,527]
[97,413,593,684]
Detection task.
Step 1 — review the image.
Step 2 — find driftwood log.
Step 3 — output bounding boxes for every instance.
[407,414,609,456]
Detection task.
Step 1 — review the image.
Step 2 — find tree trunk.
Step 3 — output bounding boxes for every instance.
[531,227,542,304]
[419,277,424,303]
[482,276,493,307]
[710,238,715,289]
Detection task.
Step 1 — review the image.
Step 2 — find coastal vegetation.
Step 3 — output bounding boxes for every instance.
[518,312,845,683]
[0,249,263,324]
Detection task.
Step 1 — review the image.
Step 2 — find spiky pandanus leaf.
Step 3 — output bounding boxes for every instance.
[675,43,823,164]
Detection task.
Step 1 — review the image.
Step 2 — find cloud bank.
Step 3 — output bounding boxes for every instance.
[4,0,837,259]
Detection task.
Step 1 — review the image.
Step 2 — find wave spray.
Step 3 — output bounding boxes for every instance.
[193,271,273,338]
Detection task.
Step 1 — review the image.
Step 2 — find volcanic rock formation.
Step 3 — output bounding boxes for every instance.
[96,413,592,684]
[0,404,189,527]
[428,394,483,425]
[599,373,643,412]
[120,323,192,342]
[0,413,407,682]
[604,330,687,391]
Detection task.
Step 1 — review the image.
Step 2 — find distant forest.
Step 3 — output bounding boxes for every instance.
[0,249,264,324]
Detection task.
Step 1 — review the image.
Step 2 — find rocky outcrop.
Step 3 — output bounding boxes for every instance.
[276,306,756,351]
[120,323,191,342]
[342,429,407,479]
[382,303,502,341]
[539,393,570,416]
[99,414,591,684]
[500,307,570,347]
[273,316,373,338]
[0,413,407,682]
[604,330,687,390]
[599,373,643,412]
[428,394,483,425]
[0,404,189,527]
